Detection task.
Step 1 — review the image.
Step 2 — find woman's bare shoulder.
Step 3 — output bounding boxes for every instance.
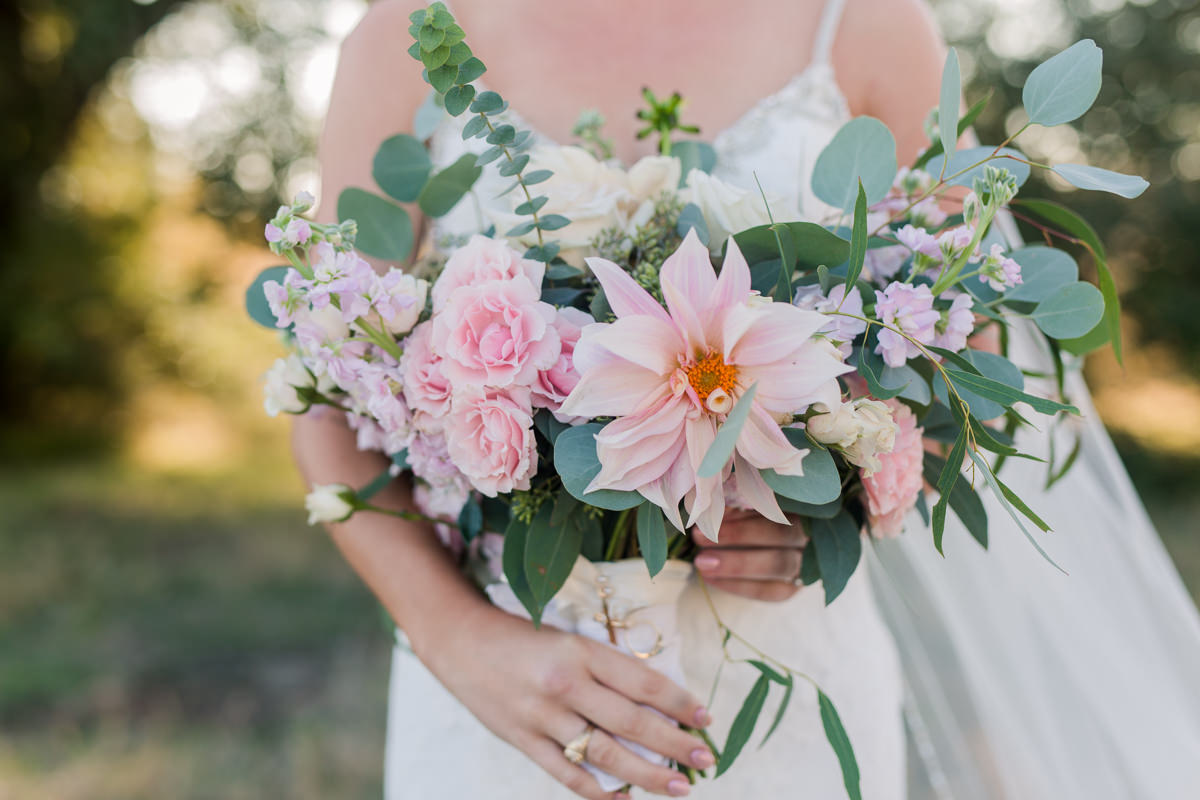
[317,0,431,223]
[832,0,946,160]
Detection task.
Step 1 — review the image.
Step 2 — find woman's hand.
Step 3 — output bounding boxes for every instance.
[420,604,716,799]
[690,510,807,602]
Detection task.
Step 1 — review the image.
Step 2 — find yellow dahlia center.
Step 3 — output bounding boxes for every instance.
[686,352,739,406]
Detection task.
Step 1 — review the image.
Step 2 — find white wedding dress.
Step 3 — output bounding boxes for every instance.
[383,0,1200,796]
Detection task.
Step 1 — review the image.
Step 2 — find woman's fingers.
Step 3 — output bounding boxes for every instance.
[546,711,693,797]
[693,547,803,582]
[693,514,807,548]
[524,734,617,800]
[585,641,712,729]
[572,682,714,770]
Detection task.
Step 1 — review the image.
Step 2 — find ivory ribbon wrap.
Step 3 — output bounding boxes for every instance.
[487,557,695,792]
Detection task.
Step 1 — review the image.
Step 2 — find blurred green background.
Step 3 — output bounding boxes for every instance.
[1,0,1197,796]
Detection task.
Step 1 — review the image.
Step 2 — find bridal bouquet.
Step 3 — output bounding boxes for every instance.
[247,4,1145,795]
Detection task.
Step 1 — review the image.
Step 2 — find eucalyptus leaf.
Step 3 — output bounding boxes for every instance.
[732,222,850,269]
[968,451,1066,573]
[1032,282,1105,339]
[761,673,794,749]
[677,202,710,246]
[413,90,445,141]
[524,502,583,614]
[636,502,669,577]
[697,384,760,479]
[810,510,862,605]
[880,364,931,405]
[427,63,457,93]
[337,188,413,261]
[443,83,476,116]
[716,674,770,777]
[811,116,898,212]
[819,690,863,800]
[1003,246,1077,303]
[945,369,1079,416]
[245,265,290,329]
[939,48,961,162]
[761,439,840,505]
[502,516,541,624]
[1051,163,1149,198]
[673,140,718,183]
[456,56,486,84]
[933,349,1025,421]
[373,134,432,203]
[844,182,868,289]
[1022,39,1103,127]
[469,91,505,114]
[417,153,482,217]
[1018,198,1121,362]
[553,424,644,510]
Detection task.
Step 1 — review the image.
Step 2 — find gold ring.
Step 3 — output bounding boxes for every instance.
[562,724,595,765]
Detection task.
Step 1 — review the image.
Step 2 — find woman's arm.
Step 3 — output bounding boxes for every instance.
[296,4,713,797]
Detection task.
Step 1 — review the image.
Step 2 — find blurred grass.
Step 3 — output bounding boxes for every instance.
[0,455,391,799]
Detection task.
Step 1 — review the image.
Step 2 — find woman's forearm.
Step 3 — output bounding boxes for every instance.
[290,409,490,667]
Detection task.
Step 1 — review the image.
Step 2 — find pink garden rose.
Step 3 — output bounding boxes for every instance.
[443,385,538,497]
[432,276,561,389]
[430,235,545,313]
[862,401,924,538]
[400,322,452,418]
[532,307,594,423]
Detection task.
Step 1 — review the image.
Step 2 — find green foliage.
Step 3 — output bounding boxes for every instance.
[373,134,433,203]
[844,182,869,289]
[925,146,1031,188]
[809,510,862,605]
[635,88,701,155]
[938,48,961,162]
[502,515,541,624]
[811,117,898,212]
[761,435,841,505]
[337,189,414,261]
[553,424,643,510]
[524,501,584,619]
[635,502,669,577]
[1050,163,1149,198]
[818,690,862,800]
[672,140,718,183]
[1003,246,1077,303]
[1022,39,1103,127]
[932,349,1025,421]
[1032,282,1106,339]
[715,673,770,776]
[417,154,483,217]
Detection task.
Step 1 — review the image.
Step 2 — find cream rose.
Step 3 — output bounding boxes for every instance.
[263,354,313,417]
[807,398,899,476]
[305,483,357,525]
[682,169,792,253]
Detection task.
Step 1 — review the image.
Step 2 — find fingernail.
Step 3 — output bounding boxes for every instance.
[694,554,719,571]
[667,778,691,796]
[691,748,715,768]
[694,706,712,727]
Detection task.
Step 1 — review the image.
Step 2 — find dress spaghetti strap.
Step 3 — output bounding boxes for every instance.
[810,0,848,67]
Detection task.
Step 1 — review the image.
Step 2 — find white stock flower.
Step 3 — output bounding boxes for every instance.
[263,355,313,417]
[305,483,357,525]
[682,169,790,253]
[807,398,900,476]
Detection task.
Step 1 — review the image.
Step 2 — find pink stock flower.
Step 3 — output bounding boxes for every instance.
[792,283,868,356]
[896,225,941,259]
[862,400,924,538]
[443,385,538,497]
[874,282,940,367]
[400,322,453,418]
[432,276,561,389]
[285,218,312,245]
[863,245,907,281]
[934,293,976,353]
[431,235,545,313]
[981,243,1024,291]
[532,307,594,423]
[559,230,851,540]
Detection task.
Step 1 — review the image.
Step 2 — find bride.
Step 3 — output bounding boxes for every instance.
[294,0,1200,797]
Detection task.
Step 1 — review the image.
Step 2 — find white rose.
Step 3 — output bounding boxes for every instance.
[263,355,313,417]
[682,169,792,254]
[491,145,633,267]
[627,155,682,202]
[305,483,357,525]
[807,398,899,476]
[842,399,899,476]
[806,402,861,449]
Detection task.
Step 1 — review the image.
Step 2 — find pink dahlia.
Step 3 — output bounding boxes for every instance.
[558,230,851,540]
[862,400,924,538]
